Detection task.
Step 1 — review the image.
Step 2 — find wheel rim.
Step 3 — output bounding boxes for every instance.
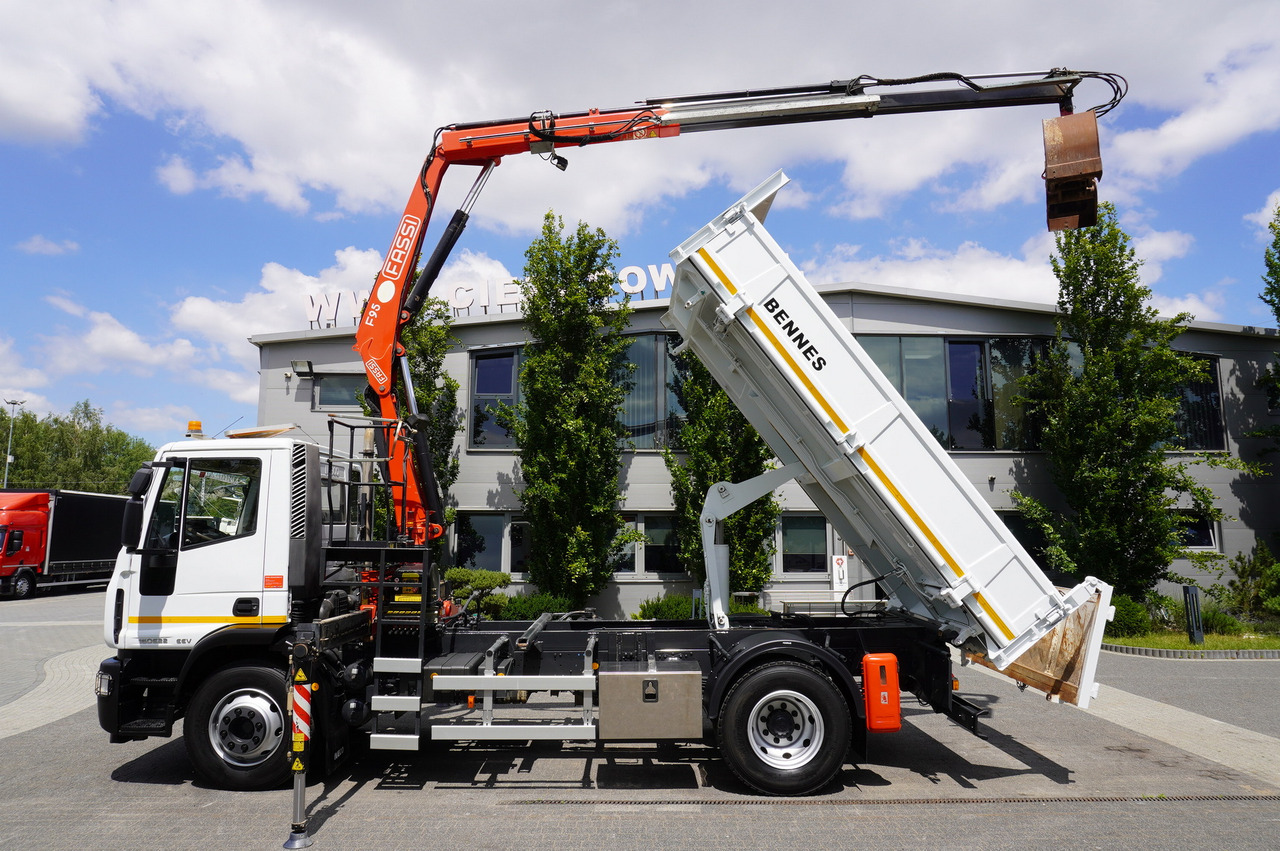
[14,576,31,597]
[207,686,285,768]
[746,689,825,770]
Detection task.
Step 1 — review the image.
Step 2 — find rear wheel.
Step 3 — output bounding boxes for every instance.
[716,661,851,795]
[185,665,289,790]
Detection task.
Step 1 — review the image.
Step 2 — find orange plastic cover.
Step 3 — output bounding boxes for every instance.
[861,652,902,733]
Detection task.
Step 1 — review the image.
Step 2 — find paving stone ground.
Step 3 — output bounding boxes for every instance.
[3,590,1278,850]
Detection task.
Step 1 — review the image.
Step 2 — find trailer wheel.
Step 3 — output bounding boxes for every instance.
[11,569,36,600]
[185,665,289,791]
[717,661,851,796]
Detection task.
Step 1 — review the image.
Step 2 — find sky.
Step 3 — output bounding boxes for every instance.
[2,0,1279,447]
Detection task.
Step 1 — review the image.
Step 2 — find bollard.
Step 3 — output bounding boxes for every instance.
[283,641,315,849]
[1183,585,1204,646]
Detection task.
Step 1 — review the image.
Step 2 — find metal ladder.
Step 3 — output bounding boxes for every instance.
[367,545,433,751]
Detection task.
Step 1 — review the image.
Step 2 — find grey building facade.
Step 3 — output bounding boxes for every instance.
[250,281,1280,618]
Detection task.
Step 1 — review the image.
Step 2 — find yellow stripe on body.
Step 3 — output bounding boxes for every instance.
[129,616,288,626]
[856,447,1015,641]
[695,248,849,434]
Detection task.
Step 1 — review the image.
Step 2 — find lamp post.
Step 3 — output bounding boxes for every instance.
[4,399,24,489]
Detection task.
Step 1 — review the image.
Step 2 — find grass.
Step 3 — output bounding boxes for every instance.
[1104,631,1280,651]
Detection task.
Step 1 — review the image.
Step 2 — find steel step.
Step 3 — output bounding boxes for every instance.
[431,723,597,741]
[373,656,423,674]
[371,695,422,712]
[370,733,420,751]
[431,674,594,691]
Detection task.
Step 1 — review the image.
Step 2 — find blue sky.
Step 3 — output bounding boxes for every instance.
[2,0,1279,446]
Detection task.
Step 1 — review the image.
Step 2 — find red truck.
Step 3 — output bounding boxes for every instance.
[0,490,127,599]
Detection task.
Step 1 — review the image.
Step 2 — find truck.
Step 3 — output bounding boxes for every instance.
[0,489,128,599]
[95,68,1123,839]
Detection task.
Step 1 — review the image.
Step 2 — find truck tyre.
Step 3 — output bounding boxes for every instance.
[11,569,36,600]
[184,665,289,791]
[716,660,851,796]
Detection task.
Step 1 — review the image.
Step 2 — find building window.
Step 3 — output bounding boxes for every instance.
[470,349,521,448]
[1175,355,1225,451]
[947,340,991,450]
[1177,513,1216,549]
[469,336,686,451]
[622,333,685,450]
[454,512,506,571]
[780,515,827,574]
[312,374,366,411]
[857,335,1046,451]
[452,513,535,574]
[616,513,682,574]
[989,338,1044,450]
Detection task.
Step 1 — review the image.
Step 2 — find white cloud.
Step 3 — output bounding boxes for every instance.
[16,235,80,255]
[433,249,516,298]
[1132,228,1195,286]
[0,0,1272,238]
[156,155,198,195]
[169,246,383,368]
[0,336,49,390]
[803,232,1060,305]
[42,298,200,376]
[0,392,56,420]
[1150,291,1226,322]
[107,402,199,438]
[1245,188,1280,236]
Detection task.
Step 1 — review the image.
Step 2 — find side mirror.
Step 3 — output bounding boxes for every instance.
[126,465,156,498]
[121,499,145,551]
[121,464,161,551]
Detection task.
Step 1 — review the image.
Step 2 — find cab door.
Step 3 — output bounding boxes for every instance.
[125,453,272,649]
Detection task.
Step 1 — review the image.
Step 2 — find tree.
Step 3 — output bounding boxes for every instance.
[1258,202,1280,324]
[401,298,463,499]
[1015,203,1227,598]
[508,212,641,605]
[358,290,462,548]
[400,296,464,559]
[1256,204,1280,412]
[663,345,778,592]
[1,400,154,494]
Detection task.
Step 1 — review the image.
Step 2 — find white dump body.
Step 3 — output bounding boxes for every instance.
[663,172,1113,707]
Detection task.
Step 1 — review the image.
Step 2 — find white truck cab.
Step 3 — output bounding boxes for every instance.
[106,438,319,651]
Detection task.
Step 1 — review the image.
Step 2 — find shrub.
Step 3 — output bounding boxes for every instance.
[1218,541,1279,618]
[1200,603,1245,636]
[1106,593,1151,638]
[633,594,769,620]
[635,594,699,620]
[497,592,577,620]
[443,567,511,596]
[442,568,511,618]
[1144,593,1183,630]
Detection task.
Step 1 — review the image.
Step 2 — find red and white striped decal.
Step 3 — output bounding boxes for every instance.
[292,683,312,740]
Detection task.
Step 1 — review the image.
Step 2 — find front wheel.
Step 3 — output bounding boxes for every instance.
[716,661,851,795]
[11,569,36,600]
[184,665,289,790]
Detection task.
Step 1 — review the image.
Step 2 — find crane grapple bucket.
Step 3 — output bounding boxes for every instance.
[1043,110,1102,231]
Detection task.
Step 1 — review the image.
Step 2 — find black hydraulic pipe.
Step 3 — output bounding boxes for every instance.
[403,208,469,317]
